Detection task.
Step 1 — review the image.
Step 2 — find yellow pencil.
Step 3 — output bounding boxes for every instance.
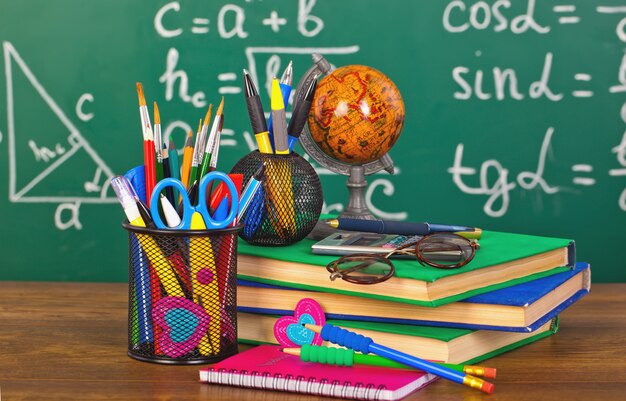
[189,213,221,355]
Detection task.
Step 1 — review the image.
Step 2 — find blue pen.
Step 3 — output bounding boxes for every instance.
[238,164,265,221]
[267,61,293,148]
[326,218,481,239]
[111,175,153,345]
[243,186,266,238]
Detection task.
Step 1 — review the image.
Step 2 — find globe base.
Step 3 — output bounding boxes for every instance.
[340,165,376,220]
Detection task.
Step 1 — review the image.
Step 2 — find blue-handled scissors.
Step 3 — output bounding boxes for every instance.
[150,171,239,230]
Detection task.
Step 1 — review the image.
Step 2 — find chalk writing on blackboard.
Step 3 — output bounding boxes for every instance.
[452,52,563,102]
[153,0,324,39]
[3,41,116,230]
[447,3,626,216]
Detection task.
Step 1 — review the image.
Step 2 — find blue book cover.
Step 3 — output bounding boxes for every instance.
[237,262,590,333]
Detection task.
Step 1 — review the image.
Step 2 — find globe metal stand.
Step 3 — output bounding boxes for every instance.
[294,54,395,221]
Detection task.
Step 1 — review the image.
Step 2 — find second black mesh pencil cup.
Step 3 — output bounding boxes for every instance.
[230,151,323,246]
[122,223,240,364]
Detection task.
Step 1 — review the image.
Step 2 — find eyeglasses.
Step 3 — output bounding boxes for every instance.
[326,232,479,285]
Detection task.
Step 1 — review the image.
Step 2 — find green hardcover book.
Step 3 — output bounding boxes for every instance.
[237,312,559,365]
[237,230,575,307]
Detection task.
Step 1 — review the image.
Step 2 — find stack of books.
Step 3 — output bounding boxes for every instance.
[234,229,590,365]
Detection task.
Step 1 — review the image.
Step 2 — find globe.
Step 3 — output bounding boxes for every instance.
[307,65,405,164]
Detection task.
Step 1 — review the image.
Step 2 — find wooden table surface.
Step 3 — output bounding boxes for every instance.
[0,282,625,401]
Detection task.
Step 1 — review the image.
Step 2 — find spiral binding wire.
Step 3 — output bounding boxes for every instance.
[204,367,389,399]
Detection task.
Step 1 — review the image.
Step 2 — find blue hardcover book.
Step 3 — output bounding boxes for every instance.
[237,262,590,332]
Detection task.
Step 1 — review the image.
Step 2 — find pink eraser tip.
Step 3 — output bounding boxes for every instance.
[481,382,495,394]
[484,368,497,379]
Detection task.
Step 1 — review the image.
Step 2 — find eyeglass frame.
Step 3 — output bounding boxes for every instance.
[325,232,480,285]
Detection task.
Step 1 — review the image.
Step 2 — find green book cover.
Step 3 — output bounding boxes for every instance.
[237,230,574,306]
[239,230,572,282]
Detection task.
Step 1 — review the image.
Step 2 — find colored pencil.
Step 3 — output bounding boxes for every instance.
[281,345,496,379]
[180,129,195,190]
[168,135,181,201]
[304,323,495,394]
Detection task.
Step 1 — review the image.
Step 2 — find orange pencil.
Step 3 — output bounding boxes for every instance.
[136,83,156,206]
[180,129,195,191]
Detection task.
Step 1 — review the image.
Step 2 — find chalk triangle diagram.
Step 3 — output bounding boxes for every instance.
[3,41,116,203]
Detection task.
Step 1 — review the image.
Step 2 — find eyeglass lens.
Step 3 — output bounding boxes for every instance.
[329,256,393,284]
[417,233,473,267]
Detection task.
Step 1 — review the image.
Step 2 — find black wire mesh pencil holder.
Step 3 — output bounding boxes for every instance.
[122,223,240,364]
[230,151,323,246]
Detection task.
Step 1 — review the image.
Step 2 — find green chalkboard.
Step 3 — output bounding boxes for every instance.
[0,1,624,282]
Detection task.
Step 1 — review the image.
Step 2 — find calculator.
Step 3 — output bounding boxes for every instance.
[311,231,422,256]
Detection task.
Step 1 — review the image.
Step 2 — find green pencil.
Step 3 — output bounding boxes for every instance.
[282,345,496,379]
[168,135,180,201]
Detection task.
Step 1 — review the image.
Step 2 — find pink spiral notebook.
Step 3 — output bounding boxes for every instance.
[199,345,438,400]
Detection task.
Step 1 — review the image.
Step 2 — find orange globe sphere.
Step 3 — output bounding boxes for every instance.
[307,65,404,164]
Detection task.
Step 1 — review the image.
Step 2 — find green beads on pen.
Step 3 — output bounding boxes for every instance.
[300,344,354,366]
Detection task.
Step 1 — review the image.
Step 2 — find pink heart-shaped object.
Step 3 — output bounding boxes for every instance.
[152,296,210,358]
[273,298,326,347]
